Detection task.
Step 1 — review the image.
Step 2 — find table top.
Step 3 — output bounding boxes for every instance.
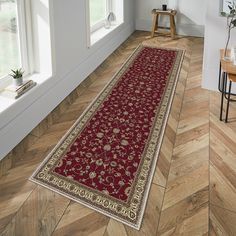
[152,9,177,15]
[228,73,236,82]
[220,49,236,75]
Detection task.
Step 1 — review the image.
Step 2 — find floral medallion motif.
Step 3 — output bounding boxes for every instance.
[30,45,184,229]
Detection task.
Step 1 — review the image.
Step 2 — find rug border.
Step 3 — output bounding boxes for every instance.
[29,45,185,230]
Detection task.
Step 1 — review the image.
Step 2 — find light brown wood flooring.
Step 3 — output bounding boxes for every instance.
[1,31,236,235]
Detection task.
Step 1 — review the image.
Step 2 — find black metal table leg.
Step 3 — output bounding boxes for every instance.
[220,72,226,121]
[218,62,222,91]
[225,80,232,123]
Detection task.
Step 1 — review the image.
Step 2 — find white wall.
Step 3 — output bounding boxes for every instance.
[135,0,206,37]
[202,0,236,91]
[0,0,135,160]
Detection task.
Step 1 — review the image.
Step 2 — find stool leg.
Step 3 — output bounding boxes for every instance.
[156,14,159,33]
[220,72,226,121]
[170,15,176,39]
[225,80,232,123]
[151,13,158,38]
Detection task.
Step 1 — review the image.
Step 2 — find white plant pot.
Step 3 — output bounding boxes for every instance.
[13,77,23,87]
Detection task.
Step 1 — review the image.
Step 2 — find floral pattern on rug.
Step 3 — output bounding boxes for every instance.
[54,47,176,201]
[30,45,184,229]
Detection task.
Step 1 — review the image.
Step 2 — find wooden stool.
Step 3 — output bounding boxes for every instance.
[151,9,177,39]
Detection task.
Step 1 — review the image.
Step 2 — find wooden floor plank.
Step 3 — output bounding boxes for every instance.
[3,186,70,236]
[53,205,109,236]
[158,187,208,235]
[210,205,236,236]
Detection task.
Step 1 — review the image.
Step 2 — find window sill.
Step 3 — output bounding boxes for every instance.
[0,73,51,113]
[90,22,124,47]
[0,72,52,130]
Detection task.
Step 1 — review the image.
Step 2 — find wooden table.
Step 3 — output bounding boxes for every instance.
[219,49,236,122]
[151,9,177,39]
[220,49,236,74]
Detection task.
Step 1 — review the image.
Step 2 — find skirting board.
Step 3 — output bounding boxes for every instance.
[135,19,204,37]
[0,23,135,161]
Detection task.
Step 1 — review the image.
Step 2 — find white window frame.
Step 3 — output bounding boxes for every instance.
[0,0,33,83]
[90,0,112,33]
[86,0,124,47]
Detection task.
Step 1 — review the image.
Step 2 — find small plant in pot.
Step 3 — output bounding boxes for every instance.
[10,68,24,87]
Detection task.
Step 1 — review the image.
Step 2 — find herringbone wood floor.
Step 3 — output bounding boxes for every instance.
[0,31,235,236]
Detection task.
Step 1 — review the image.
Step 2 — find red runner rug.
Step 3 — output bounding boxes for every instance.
[30,45,184,229]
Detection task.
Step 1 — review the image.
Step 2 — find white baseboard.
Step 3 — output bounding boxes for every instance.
[0,23,135,160]
[135,19,204,37]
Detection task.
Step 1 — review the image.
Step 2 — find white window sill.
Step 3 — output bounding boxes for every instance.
[90,22,123,46]
[0,74,51,115]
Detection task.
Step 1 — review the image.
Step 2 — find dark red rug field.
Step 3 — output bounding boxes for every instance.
[30,45,184,229]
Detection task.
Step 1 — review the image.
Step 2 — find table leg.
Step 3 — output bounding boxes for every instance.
[218,62,222,92]
[220,72,226,121]
[225,80,232,123]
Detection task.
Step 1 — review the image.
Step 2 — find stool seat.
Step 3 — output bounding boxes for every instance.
[151,9,177,38]
[152,9,177,16]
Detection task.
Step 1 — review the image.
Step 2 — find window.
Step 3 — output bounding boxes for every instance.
[0,0,20,78]
[0,0,30,80]
[89,0,112,32]
[87,0,124,46]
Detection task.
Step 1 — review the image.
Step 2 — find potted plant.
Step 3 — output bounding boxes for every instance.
[10,68,24,87]
[221,1,236,59]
